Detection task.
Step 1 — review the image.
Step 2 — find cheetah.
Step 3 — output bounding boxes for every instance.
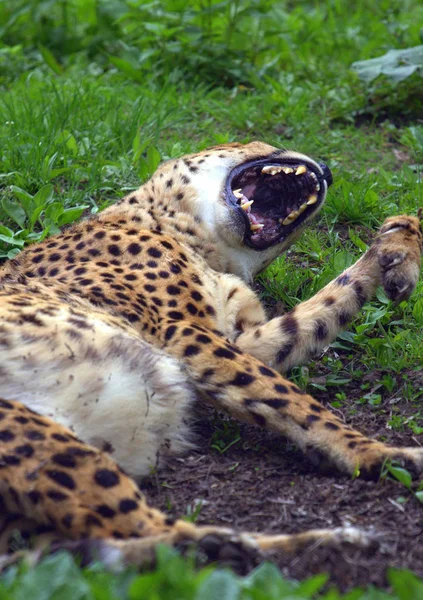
[0,141,422,571]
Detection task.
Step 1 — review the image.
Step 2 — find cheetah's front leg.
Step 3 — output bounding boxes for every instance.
[161,316,423,479]
[236,215,422,372]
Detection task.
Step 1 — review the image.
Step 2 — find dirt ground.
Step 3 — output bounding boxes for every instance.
[144,386,423,591]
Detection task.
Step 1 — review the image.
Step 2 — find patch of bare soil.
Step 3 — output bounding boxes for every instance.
[143,394,423,592]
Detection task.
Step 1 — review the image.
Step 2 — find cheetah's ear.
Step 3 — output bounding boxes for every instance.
[417,207,422,220]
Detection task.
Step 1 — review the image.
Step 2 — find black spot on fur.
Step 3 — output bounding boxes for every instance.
[229,372,255,387]
[15,444,34,458]
[47,489,69,501]
[353,281,367,308]
[62,514,73,529]
[108,245,121,257]
[338,311,351,326]
[274,383,289,394]
[94,469,120,488]
[324,422,340,431]
[337,273,350,286]
[52,433,70,443]
[127,243,141,255]
[259,366,276,378]
[46,470,76,490]
[214,347,236,360]
[314,319,328,341]
[96,504,116,519]
[119,499,139,514]
[52,453,77,468]
[305,414,321,426]
[28,490,42,504]
[184,345,200,357]
[281,314,298,336]
[262,398,289,409]
[147,247,162,259]
[0,430,15,442]
[276,343,294,364]
[85,514,103,528]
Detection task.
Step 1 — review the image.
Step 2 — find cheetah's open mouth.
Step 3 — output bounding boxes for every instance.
[226,158,332,250]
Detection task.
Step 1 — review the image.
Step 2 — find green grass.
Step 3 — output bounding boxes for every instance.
[2,549,423,600]
[1,0,423,596]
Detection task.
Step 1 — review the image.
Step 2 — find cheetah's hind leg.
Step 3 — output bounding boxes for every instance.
[0,399,373,575]
[0,520,374,576]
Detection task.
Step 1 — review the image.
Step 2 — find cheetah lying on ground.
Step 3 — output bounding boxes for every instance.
[0,141,422,571]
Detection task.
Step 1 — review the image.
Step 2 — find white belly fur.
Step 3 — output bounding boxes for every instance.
[0,307,194,480]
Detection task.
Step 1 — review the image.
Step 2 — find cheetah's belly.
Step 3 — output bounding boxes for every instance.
[0,301,194,480]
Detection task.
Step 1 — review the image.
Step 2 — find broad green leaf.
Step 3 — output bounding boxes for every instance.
[10,186,33,214]
[388,568,423,599]
[48,166,77,179]
[44,202,64,223]
[243,562,294,596]
[33,184,54,208]
[0,225,16,237]
[388,465,412,489]
[12,552,89,600]
[352,45,423,83]
[333,250,354,273]
[296,572,328,595]
[58,206,89,227]
[196,570,240,600]
[0,234,24,246]
[1,197,27,228]
[55,130,79,156]
[29,205,46,228]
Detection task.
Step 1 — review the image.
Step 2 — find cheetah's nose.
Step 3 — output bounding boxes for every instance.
[318,162,333,187]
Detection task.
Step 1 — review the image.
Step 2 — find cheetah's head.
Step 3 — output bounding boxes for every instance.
[220,142,331,252]
[150,141,332,279]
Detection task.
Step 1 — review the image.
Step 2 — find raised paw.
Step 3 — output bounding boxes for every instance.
[376,215,422,302]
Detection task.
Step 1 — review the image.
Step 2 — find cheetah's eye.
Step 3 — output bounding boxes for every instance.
[226,158,332,250]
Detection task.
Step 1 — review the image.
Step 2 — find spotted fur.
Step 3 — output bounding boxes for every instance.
[0,141,422,569]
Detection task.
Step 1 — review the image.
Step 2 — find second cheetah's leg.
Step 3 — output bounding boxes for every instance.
[0,399,369,574]
[90,525,370,570]
[236,215,422,371]
[159,318,423,479]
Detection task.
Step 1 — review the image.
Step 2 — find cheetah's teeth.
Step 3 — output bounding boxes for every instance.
[307,194,318,206]
[282,167,294,174]
[310,172,321,191]
[281,211,298,225]
[233,189,243,198]
[298,202,308,214]
[295,165,307,175]
[241,200,254,211]
[250,223,264,231]
[261,165,284,175]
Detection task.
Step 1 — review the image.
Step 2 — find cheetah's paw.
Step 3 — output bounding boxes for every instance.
[376,215,422,302]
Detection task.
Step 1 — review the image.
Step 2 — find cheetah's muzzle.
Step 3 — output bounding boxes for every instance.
[226,158,332,250]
